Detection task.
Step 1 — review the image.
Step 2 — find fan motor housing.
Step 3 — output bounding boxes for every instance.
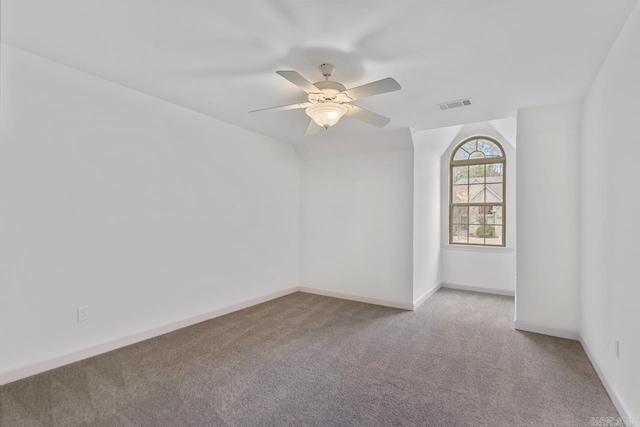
[313,80,346,96]
[309,80,349,104]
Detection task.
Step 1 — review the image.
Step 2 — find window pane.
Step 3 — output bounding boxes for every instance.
[477,139,504,157]
[469,151,485,159]
[486,182,504,201]
[452,166,469,184]
[453,148,469,161]
[468,224,484,245]
[452,206,468,224]
[462,140,477,154]
[484,226,503,245]
[452,224,468,243]
[486,175,502,184]
[469,206,484,225]
[485,205,503,225]
[469,184,484,202]
[486,163,504,178]
[474,222,496,241]
[452,184,469,202]
[468,164,485,180]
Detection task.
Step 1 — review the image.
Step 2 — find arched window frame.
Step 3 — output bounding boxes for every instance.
[449,136,506,247]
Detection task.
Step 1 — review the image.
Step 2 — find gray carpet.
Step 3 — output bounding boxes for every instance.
[0,289,620,426]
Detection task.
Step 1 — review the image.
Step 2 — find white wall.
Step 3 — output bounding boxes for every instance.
[412,125,460,302]
[0,45,301,375]
[439,120,517,295]
[580,2,640,420]
[515,101,582,335]
[299,129,415,306]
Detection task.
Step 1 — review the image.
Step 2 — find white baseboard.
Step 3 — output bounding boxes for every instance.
[441,282,515,297]
[0,286,299,386]
[514,319,580,341]
[580,335,637,427]
[413,283,442,310]
[298,286,413,310]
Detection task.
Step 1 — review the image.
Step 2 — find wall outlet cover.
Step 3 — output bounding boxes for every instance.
[77,306,88,322]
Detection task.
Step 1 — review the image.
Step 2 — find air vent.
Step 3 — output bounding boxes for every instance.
[438,98,473,110]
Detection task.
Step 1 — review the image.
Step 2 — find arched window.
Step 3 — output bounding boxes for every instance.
[450,136,506,246]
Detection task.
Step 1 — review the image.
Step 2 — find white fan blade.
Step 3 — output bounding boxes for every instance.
[342,78,401,101]
[346,105,391,127]
[276,71,322,94]
[305,120,322,136]
[249,102,310,113]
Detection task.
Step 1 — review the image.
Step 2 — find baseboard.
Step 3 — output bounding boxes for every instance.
[0,286,299,386]
[513,319,580,341]
[413,283,442,310]
[298,286,413,310]
[441,282,515,297]
[580,335,638,427]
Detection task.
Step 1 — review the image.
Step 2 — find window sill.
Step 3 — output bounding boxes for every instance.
[442,245,514,254]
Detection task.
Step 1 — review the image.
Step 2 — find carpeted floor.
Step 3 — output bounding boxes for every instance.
[0,289,620,426]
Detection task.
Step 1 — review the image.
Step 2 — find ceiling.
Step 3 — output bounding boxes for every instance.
[1,0,637,145]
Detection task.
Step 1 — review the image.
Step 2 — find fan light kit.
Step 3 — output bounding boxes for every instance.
[306,103,348,128]
[250,64,401,135]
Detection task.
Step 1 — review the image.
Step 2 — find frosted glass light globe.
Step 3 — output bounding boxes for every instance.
[305,103,348,128]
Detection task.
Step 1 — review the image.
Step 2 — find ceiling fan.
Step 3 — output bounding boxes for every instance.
[249,64,401,136]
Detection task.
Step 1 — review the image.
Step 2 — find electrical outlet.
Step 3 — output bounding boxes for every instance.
[377,273,384,283]
[614,339,620,359]
[77,306,88,322]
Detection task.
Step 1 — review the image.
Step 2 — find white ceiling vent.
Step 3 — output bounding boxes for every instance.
[438,98,473,110]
